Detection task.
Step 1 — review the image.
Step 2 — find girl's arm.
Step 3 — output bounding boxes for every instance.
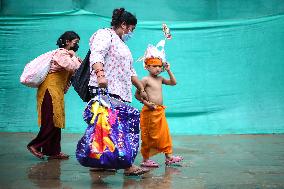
[53,49,81,73]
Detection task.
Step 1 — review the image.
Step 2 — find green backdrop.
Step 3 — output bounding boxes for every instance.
[1,0,284,134]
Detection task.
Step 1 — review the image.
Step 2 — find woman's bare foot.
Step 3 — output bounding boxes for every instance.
[124,165,150,176]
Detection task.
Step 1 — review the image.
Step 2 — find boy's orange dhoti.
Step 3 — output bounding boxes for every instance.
[140,105,173,159]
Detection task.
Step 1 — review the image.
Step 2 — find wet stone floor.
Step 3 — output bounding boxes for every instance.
[0,133,284,189]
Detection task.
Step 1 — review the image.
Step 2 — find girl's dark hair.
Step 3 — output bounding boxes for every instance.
[111,8,137,28]
[56,31,80,48]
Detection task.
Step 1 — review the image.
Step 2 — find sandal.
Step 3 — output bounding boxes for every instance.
[165,156,183,166]
[48,152,69,160]
[124,165,150,176]
[27,146,44,160]
[140,159,159,168]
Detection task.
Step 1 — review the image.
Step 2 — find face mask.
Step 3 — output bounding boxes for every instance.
[70,43,79,52]
[122,31,133,42]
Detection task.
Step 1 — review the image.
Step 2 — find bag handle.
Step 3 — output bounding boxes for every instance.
[97,88,114,111]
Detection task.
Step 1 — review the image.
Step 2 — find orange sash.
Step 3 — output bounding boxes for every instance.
[140,105,172,159]
[145,58,163,66]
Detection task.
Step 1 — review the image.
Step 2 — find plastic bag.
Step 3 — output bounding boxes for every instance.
[76,93,140,169]
[20,50,57,88]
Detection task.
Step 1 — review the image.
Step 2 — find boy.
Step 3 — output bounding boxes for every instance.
[136,54,183,167]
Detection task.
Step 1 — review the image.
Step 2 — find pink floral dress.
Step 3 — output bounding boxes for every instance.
[89,28,137,102]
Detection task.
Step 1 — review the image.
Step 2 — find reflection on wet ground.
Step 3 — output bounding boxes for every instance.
[0,133,284,189]
[121,166,182,189]
[27,160,62,189]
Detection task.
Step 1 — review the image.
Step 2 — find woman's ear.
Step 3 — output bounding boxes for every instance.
[65,40,71,46]
[121,22,127,29]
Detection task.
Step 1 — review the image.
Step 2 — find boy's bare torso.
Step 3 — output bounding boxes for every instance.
[143,75,164,105]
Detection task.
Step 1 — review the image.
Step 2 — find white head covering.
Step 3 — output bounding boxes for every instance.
[145,40,166,61]
[137,24,172,68]
[138,39,166,68]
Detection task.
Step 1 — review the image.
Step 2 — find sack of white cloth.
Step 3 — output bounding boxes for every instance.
[20,49,57,88]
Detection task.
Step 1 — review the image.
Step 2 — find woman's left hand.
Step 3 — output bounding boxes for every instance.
[98,77,108,88]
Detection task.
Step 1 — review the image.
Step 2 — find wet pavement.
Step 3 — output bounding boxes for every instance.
[0,132,284,189]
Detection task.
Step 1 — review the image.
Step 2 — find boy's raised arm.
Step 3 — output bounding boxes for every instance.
[162,63,177,86]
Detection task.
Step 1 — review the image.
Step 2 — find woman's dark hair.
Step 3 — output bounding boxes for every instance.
[111,8,137,28]
[56,31,80,48]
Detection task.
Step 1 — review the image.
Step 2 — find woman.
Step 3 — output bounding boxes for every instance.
[27,31,81,160]
[88,8,148,175]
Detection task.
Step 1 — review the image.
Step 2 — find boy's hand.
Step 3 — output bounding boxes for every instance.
[140,90,148,101]
[148,102,157,110]
[164,62,171,71]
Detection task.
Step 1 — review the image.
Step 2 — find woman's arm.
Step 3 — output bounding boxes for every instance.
[89,29,112,88]
[92,62,107,88]
[131,76,148,101]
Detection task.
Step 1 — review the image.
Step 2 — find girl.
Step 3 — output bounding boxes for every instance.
[27,31,81,160]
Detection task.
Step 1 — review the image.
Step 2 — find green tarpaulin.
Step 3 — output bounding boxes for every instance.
[1,0,284,134]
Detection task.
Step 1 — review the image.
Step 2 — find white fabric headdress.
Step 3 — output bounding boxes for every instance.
[137,24,172,68]
[139,39,166,63]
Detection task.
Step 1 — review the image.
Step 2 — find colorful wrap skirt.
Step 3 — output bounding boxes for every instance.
[76,95,140,169]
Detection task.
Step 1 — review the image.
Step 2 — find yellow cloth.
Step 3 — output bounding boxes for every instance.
[89,101,115,159]
[140,105,173,159]
[37,70,71,129]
